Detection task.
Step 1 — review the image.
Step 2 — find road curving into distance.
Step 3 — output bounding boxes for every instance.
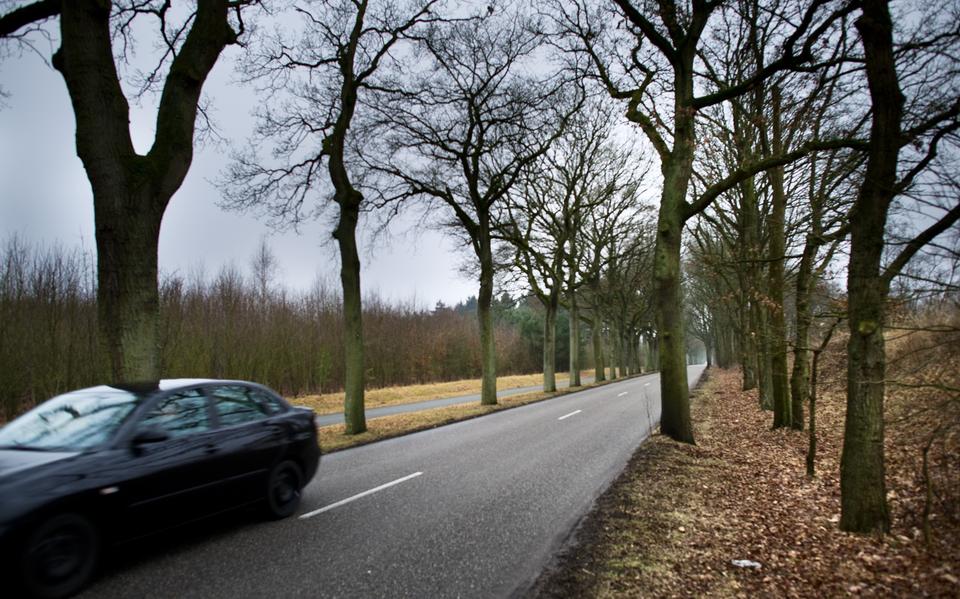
[80,365,706,599]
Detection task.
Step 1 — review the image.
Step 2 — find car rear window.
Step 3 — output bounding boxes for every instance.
[210,385,272,426]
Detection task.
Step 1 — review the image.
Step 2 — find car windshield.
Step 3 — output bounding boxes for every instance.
[0,386,142,451]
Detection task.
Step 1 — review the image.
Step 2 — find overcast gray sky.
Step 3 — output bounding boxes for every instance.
[0,31,477,308]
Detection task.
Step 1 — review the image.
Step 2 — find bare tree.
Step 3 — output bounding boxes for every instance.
[840,0,960,534]
[222,0,439,434]
[368,8,583,405]
[2,0,248,382]
[551,0,853,443]
[501,98,638,391]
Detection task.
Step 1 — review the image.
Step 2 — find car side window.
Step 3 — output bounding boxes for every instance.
[139,391,211,439]
[210,386,271,426]
[251,390,286,415]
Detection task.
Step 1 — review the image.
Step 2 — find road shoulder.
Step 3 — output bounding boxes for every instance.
[531,367,958,598]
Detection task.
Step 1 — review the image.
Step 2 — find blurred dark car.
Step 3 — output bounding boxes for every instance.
[0,379,320,598]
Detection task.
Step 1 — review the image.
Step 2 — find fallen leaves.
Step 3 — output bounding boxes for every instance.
[534,353,960,598]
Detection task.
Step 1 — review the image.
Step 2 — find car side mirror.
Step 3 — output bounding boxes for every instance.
[132,425,169,446]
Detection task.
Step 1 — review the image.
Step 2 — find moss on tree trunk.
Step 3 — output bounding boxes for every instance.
[334,203,366,435]
[568,294,581,387]
[543,291,558,393]
[478,238,497,406]
[840,0,902,534]
[655,169,693,443]
[592,315,605,382]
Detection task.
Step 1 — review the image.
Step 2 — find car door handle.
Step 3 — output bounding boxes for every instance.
[204,443,219,454]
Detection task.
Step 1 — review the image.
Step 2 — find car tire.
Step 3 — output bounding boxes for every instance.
[264,460,303,519]
[20,513,99,599]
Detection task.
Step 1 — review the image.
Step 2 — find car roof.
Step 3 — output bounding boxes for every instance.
[101,379,266,396]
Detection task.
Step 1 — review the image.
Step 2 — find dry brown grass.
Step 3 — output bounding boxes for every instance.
[294,370,593,415]
[318,373,624,452]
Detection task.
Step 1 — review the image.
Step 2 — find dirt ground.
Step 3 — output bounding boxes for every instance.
[533,335,959,598]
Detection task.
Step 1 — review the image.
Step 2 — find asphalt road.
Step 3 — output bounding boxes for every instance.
[314,375,597,426]
[80,365,706,599]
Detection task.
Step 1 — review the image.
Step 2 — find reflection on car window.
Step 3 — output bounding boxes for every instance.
[210,386,271,426]
[0,387,140,451]
[140,391,210,439]
[251,390,285,414]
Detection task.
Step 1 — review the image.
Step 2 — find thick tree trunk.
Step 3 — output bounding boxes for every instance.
[637,333,650,374]
[655,166,694,442]
[840,0,901,534]
[95,203,162,381]
[645,334,658,372]
[326,44,368,434]
[542,291,559,392]
[478,237,498,405]
[790,237,817,431]
[334,202,366,434]
[745,218,771,410]
[620,333,633,376]
[649,60,697,442]
[767,88,792,429]
[568,293,581,387]
[608,328,619,380]
[739,300,758,390]
[54,0,233,383]
[807,342,820,477]
[736,204,758,391]
[755,302,774,410]
[592,315,605,382]
[633,337,639,374]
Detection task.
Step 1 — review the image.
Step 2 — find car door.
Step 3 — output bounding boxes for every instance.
[206,384,288,503]
[117,390,224,536]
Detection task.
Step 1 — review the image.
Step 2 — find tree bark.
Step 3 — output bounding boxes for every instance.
[736,162,760,393]
[738,297,758,390]
[568,291,581,387]
[790,236,817,431]
[646,334,658,372]
[620,332,630,376]
[477,233,498,405]
[608,328,619,380]
[656,153,694,442]
[840,0,902,534]
[591,314,605,382]
[542,290,559,392]
[755,301,774,410]
[704,333,713,368]
[326,24,369,433]
[94,202,162,381]
[333,202,366,434]
[767,88,792,429]
[807,339,820,477]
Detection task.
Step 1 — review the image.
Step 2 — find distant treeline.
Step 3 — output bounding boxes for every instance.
[0,238,580,418]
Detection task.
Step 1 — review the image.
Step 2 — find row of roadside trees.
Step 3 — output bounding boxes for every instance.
[3,0,958,537]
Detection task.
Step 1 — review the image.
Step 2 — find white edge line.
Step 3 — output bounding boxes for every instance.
[299,471,423,519]
[617,391,628,397]
[557,409,582,421]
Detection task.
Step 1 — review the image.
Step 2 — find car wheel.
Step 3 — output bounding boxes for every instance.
[21,513,99,599]
[264,460,303,519]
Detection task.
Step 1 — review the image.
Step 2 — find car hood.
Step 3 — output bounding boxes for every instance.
[0,448,80,479]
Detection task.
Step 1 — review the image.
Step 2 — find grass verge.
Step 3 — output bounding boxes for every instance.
[293,371,594,415]
[318,372,643,453]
